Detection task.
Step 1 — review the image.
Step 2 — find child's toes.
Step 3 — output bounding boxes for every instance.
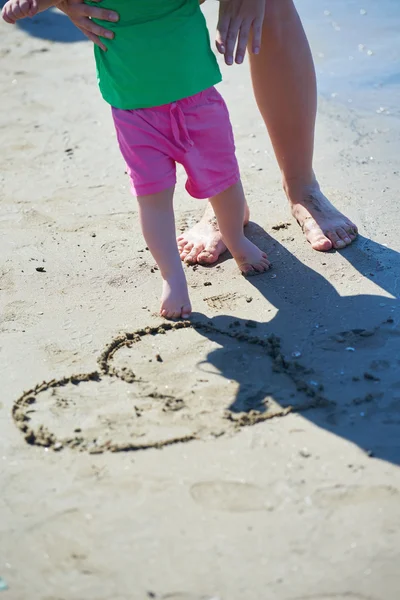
[260,258,271,270]
[240,263,256,275]
[240,256,270,275]
[254,264,265,273]
[162,309,182,320]
[252,263,267,273]
[181,303,192,319]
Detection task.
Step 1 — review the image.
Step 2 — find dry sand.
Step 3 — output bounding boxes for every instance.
[1,2,400,599]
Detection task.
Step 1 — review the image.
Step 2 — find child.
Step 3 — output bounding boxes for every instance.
[2,0,270,319]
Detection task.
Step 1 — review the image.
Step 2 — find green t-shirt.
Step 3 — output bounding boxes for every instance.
[88,0,222,110]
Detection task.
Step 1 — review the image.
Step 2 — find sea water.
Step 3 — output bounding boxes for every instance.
[298,0,400,117]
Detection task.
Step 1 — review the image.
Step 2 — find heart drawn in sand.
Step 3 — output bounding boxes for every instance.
[12,320,329,454]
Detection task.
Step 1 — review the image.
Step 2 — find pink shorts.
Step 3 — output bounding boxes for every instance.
[112,87,240,199]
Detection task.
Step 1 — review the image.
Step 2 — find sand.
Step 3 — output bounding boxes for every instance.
[1,1,400,599]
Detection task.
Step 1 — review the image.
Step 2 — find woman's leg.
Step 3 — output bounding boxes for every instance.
[138,187,192,319]
[177,0,358,262]
[248,0,357,251]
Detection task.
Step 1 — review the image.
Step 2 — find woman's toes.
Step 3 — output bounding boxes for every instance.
[336,227,352,245]
[312,237,332,251]
[184,244,203,264]
[346,225,358,240]
[197,249,218,264]
[308,230,332,250]
[180,242,193,259]
[326,230,346,249]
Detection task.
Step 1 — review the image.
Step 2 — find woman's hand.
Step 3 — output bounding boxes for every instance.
[57,0,119,51]
[216,0,265,65]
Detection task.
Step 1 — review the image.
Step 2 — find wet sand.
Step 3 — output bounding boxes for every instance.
[1,2,400,599]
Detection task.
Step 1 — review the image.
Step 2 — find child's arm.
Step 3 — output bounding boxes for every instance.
[2,0,61,24]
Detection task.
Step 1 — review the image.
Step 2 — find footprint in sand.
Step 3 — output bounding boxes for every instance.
[100,238,136,268]
[291,594,377,600]
[203,292,240,310]
[312,484,399,510]
[316,321,399,353]
[0,267,15,293]
[158,595,220,600]
[0,300,41,333]
[190,480,275,512]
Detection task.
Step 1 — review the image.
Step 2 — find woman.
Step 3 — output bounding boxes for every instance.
[58,0,358,263]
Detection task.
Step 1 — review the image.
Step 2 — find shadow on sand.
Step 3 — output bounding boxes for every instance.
[193,226,400,465]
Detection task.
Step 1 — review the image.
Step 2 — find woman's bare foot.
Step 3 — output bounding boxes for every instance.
[160,272,192,320]
[287,180,358,251]
[178,181,357,263]
[177,202,250,265]
[230,237,271,275]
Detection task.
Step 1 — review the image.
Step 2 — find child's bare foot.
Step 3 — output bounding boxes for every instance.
[230,238,271,275]
[160,273,192,319]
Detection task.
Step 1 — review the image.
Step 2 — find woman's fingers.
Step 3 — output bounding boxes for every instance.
[215,28,226,55]
[216,0,265,66]
[57,0,118,47]
[80,28,107,51]
[77,16,115,39]
[217,13,240,65]
[78,2,119,23]
[235,19,252,64]
[251,15,263,54]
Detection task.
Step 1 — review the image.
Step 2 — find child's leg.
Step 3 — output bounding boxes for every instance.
[209,181,271,275]
[137,187,191,319]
